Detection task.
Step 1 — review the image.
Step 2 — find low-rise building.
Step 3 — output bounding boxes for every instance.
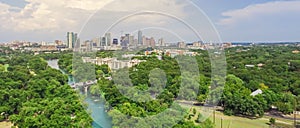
[292,50,299,54]
[82,57,146,70]
[245,65,255,68]
[250,89,263,96]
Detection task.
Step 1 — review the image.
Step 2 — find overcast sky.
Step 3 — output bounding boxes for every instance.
[0,0,299,43]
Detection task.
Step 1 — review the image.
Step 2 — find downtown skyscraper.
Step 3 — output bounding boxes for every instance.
[67,32,77,49]
[100,33,112,47]
[138,30,143,45]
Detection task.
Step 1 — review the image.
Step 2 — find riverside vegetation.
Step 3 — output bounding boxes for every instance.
[0,45,299,127]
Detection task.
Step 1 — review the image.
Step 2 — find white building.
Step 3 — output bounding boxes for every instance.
[82,57,146,70]
[250,89,263,96]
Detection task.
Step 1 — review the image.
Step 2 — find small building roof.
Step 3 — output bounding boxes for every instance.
[250,89,263,96]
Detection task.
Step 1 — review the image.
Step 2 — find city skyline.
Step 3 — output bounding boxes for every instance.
[0,0,300,42]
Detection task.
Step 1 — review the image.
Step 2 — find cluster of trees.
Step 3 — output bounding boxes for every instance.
[92,46,299,127]
[216,75,265,117]
[58,53,73,74]
[20,45,297,127]
[224,46,300,114]
[0,47,14,56]
[86,54,214,127]
[82,46,299,127]
[0,52,93,127]
[226,46,300,94]
[194,46,299,116]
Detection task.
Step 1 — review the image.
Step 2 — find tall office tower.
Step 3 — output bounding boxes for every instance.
[120,36,128,50]
[101,37,106,46]
[74,33,78,45]
[113,38,118,45]
[97,37,102,46]
[134,39,138,46]
[67,32,73,49]
[76,38,80,48]
[125,34,130,40]
[120,36,125,44]
[145,37,151,47]
[99,37,102,46]
[158,38,165,47]
[92,37,100,47]
[142,36,147,46]
[105,33,112,46]
[150,37,156,48]
[129,35,134,46]
[67,32,78,49]
[123,34,130,46]
[138,30,143,45]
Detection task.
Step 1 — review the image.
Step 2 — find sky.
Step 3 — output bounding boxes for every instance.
[0,0,299,43]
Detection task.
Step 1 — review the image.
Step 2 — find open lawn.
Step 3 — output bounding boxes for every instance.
[210,111,294,128]
[181,103,294,128]
[211,111,269,128]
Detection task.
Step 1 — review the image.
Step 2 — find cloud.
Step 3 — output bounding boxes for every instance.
[78,0,209,42]
[216,1,300,41]
[0,0,111,32]
[218,1,300,26]
[88,0,188,29]
[65,0,112,11]
[0,0,187,32]
[0,0,191,41]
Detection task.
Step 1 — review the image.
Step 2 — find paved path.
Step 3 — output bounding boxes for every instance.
[265,113,300,121]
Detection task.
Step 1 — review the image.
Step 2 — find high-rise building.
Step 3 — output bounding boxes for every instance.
[67,32,72,48]
[92,37,100,47]
[74,33,78,45]
[67,32,78,49]
[76,38,80,48]
[125,34,130,42]
[113,39,118,45]
[67,32,75,49]
[138,30,143,45]
[99,33,112,47]
[123,34,130,46]
[158,38,165,47]
[120,36,128,50]
[178,42,186,48]
[150,37,156,48]
[142,36,147,46]
[101,37,106,46]
[134,39,138,46]
[105,33,112,46]
[129,35,134,46]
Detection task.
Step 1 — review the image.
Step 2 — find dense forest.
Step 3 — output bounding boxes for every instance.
[0,45,299,127]
[86,46,299,127]
[0,51,93,127]
[223,46,300,115]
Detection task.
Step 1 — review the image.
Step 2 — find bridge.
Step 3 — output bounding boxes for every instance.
[70,80,98,93]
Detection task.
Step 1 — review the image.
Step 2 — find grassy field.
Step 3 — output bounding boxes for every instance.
[211,111,269,128]
[0,121,12,128]
[182,104,294,128]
